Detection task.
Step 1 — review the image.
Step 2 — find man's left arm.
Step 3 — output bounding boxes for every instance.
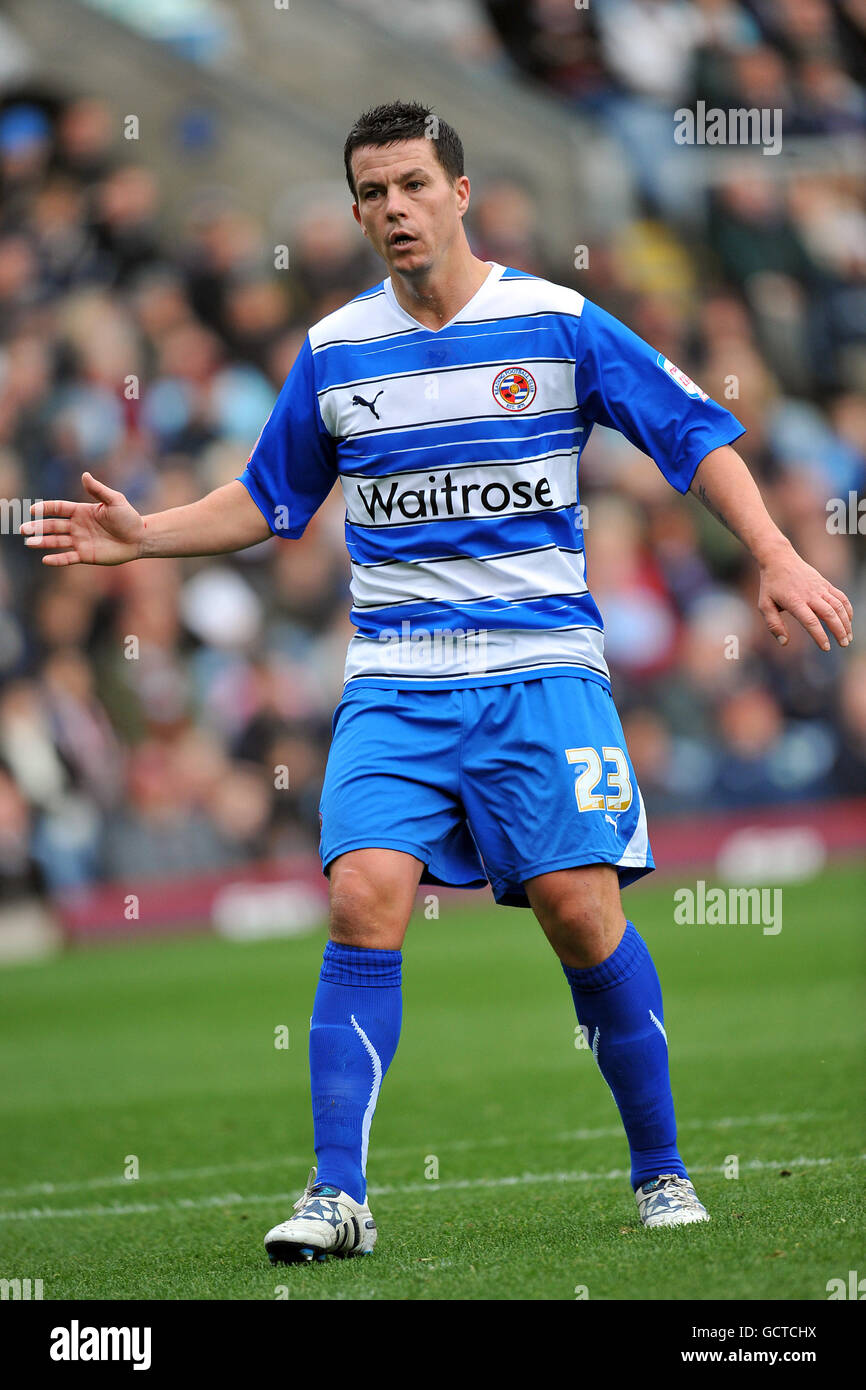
[690,444,853,651]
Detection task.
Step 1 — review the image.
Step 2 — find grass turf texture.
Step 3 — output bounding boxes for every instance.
[0,864,863,1301]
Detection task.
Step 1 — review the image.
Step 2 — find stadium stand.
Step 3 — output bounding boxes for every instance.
[0,0,863,914]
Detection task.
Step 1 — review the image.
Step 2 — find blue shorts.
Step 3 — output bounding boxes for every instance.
[318,675,653,908]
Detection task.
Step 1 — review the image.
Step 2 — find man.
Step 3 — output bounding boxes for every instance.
[21,102,853,1264]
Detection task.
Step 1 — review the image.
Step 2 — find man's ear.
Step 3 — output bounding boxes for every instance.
[351,202,367,235]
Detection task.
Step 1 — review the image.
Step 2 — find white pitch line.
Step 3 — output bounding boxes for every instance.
[0,1156,298,1202]
[0,1111,819,1201]
[0,1154,861,1224]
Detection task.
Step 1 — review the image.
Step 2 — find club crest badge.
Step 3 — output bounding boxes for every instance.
[492,366,537,412]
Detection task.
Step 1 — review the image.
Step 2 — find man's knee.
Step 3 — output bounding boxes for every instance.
[328,866,390,945]
[526,864,627,967]
[327,849,422,949]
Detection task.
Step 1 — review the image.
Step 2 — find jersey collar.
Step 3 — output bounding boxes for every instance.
[383,261,505,335]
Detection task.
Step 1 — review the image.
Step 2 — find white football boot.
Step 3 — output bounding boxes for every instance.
[635,1174,710,1228]
[264,1167,378,1264]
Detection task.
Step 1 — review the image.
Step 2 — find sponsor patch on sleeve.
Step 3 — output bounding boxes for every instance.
[656,353,708,402]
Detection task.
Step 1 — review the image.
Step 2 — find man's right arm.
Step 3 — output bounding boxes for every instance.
[140,479,272,558]
[21,471,272,566]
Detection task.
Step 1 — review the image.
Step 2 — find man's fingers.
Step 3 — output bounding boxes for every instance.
[760,596,790,646]
[24,532,76,549]
[788,601,832,651]
[41,550,80,566]
[763,588,853,651]
[81,471,120,504]
[822,592,852,643]
[20,518,72,537]
[807,595,849,647]
[29,499,76,520]
[827,584,854,627]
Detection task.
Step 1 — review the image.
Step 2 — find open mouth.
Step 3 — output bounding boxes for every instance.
[389,232,416,249]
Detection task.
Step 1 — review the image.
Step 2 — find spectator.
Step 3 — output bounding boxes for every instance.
[0,70,861,903]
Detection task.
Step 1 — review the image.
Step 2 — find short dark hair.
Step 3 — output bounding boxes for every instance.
[343,101,464,199]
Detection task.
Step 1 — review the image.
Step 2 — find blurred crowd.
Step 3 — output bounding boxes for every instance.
[0,0,864,900]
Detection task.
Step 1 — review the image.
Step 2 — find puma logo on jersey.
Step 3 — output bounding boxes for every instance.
[352,390,384,419]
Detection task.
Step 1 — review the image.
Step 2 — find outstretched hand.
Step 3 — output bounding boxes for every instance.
[19,472,145,566]
[758,543,853,651]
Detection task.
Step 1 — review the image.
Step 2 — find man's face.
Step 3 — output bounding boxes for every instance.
[350,137,469,276]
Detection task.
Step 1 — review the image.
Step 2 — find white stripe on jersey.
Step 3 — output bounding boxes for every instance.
[319,359,578,440]
[344,625,609,685]
[342,451,580,528]
[308,272,585,353]
[350,545,587,611]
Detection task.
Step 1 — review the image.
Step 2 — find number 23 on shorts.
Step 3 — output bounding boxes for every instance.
[565,746,633,813]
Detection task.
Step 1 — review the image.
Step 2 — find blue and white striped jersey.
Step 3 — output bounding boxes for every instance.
[238,263,744,690]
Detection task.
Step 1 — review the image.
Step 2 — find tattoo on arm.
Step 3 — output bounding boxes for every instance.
[696,481,740,540]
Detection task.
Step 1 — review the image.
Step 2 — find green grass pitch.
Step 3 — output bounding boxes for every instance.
[1,864,863,1301]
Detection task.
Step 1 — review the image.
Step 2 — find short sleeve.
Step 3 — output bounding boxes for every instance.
[236,336,338,538]
[574,299,746,493]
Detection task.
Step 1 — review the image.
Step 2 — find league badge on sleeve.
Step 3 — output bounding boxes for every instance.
[656,354,708,401]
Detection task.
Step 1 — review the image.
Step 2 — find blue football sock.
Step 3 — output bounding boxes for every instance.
[309,940,402,1204]
[562,921,687,1190]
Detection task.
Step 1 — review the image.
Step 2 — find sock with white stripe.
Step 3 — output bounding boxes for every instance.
[308,940,402,1204]
[561,920,687,1189]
